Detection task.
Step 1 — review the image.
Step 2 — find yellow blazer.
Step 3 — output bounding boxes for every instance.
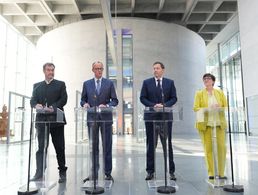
[193,88,227,131]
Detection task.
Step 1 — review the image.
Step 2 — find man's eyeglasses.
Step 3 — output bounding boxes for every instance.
[94,68,104,71]
[203,77,212,80]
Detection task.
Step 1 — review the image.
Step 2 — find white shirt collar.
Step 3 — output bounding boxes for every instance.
[155,77,163,81]
[94,77,102,83]
[45,78,54,84]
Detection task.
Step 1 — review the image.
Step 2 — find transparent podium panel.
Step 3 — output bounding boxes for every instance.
[196,107,227,188]
[74,107,116,194]
[142,106,183,192]
[137,103,146,143]
[32,108,64,192]
[74,107,88,143]
[17,108,65,194]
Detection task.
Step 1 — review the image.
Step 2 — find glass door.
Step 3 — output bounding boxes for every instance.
[221,54,246,133]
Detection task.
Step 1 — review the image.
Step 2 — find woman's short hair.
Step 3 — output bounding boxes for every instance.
[203,73,216,82]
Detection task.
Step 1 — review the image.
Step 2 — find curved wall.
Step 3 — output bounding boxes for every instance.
[36,18,206,142]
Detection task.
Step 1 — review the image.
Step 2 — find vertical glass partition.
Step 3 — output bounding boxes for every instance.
[7,91,31,143]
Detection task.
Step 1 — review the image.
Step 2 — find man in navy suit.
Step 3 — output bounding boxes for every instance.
[80,61,118,182]
[140,61,177,181]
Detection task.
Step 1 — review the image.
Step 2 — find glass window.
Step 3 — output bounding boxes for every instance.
[0,21,7,104]
[206,32,245,133]
[107,29,134,134]
[122,33,133,134]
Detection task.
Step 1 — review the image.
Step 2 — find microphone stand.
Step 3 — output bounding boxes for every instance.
[85,94,104,194]
[18,107,39,195]
[157,89,176,194]
[223,89,244,192]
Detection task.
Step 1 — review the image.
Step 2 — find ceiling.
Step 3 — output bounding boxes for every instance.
[0,0,238,45]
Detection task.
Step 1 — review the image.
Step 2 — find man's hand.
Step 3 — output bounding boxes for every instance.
[44,106,54,113]
[35,104,43,110]
[154,103,163,108]
[83,103,90,108]
[99,104,107,108]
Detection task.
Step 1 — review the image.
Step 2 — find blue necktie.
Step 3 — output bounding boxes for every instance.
[96,79,100,95]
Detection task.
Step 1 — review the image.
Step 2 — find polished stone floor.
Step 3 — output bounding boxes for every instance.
[0,133,257,195]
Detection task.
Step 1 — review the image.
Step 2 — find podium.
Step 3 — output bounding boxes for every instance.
[197,107,228,187]
[75,107,116,194]
[18,108,64,194]
[142,105,183,193]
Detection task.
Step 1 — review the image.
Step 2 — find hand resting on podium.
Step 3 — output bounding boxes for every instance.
[35,104,54,113]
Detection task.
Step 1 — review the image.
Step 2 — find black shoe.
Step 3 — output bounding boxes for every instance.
[30,173,43,181]
[83,175,98,183]
[83,177,90,183]
[208,176,214,180]
[105,174,114,182]
[145,173,154,180]
[170,173,177,181]
[58,171,67,183]
[219,176,227,180]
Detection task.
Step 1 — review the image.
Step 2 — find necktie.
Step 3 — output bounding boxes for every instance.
[157,79,161,89]
[96,79,101,95]
[157,79,162,102]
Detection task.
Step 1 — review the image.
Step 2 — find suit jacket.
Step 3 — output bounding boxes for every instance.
[30,79,68,127]
[140,77,177,120]
[193,88,227,131]
[80,78,118,123]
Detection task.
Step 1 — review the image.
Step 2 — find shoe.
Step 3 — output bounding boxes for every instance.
[208,176,214,180]
[83,175,98,183]
[105,174,114,182]
[30,173,43,181]
[83,176,90,183]
[170,173,177,181]
[219,176,227,180]
[145,173,154,180]
[58,171,67,183]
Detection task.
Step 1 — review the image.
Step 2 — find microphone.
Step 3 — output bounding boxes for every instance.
[159,81,165,106]
[160,86,165,105]
[217,85,227,92]
[93,93,100,112]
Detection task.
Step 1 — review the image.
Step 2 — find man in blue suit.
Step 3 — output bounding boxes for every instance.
[140,61,177,181]
[80,61,118,182]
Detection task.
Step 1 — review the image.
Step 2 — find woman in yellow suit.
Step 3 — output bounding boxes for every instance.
[193,73,227,180]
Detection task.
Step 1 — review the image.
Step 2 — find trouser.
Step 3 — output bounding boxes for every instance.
[145,121,175,174]
[88,122,113,177]
[198,126,226,177]
[35,124,67,176]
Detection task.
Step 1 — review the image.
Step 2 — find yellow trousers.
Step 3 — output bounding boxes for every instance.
[199,126,226,177]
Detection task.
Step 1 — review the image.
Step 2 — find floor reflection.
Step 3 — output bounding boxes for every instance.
[0,133,257,194]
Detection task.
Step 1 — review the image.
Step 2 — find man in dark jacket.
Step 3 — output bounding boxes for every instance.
[30,62,68,183]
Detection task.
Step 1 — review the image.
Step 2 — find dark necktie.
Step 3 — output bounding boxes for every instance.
[157,79,161,89]
[96,79,100,95]
[157,79,162,102]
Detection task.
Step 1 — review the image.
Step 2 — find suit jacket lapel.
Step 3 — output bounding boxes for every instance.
[98,78,106,95]
[152,78,156,89]
[90,79,96,94]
